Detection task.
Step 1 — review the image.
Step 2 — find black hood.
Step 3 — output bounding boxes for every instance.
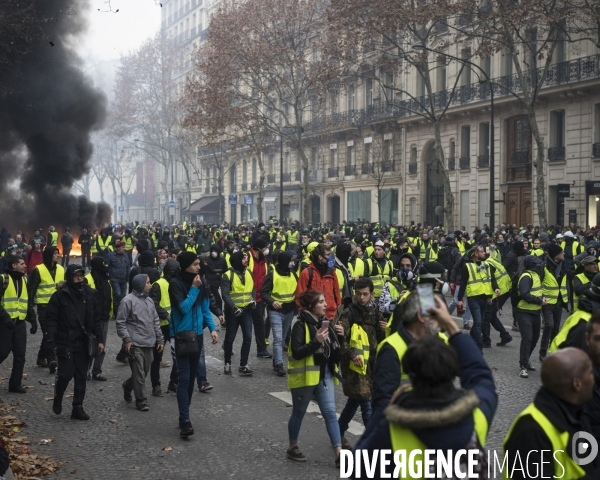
[230,251,245,272]
[139,250,156,267]
[43,246,58,269]
[512,240,526,256]
[65,264,85,290]
[163,259,180,280]
[90,256,109,275]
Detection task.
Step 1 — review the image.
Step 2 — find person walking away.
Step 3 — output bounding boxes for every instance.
[78,229,91,270]
[516,255,546,378]
[221,251,256,375]
[47,226,58,248]
[503,239,528,331]
[203,244,227,314]
[261,251,298,376]
[60,228,74,267]
[561,230,585,271]
[248,239,272,358]
[28,246,64,373]
[117,274,164,412]
[336,278,384,450]
[0,256,37,393]
[503,348,599,479]
[107,241,131,315]
[169,252,219,437]
[46,265,104,420]
[86,257,112,381]
[287,289,344,466]
[128,250,160,293]
[482,254,513,348]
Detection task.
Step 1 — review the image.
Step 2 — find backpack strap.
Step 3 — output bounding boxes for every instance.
[307,267,313,290]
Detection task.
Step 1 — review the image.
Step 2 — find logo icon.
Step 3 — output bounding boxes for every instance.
[572,432,599,466]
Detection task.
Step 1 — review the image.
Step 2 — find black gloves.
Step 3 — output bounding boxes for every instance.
[3,318,15,332]
[29,322,38,335]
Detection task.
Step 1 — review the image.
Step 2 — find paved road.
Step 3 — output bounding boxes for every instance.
[0,307,560,480]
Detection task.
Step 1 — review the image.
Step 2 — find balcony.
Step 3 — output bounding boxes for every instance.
[382,161,395,172]
[548,146,566,162]
[328,167,339,178]
[361,163,374,175]
[459,157,470,170]
[511,150,530,164]
[408,163,417,175]
[344,164,357,176]
[294,171,301,181]
[448,157,456,171]
[251,182,258,189]
[282,172,291,182]
[241,183,248,191]
[267,174,276,184]
[594,143,600,158]
[477,154,490,168]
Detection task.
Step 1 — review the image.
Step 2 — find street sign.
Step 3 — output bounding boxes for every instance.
[118,206,124,213]
[557,184,571,197]
[228,195,238,205]
[168,200,176,208]
[243,194,254,205]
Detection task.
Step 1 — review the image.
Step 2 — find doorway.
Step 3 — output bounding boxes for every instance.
[329,196,340,225]
[311,196,321,224]
[422,141,445,227]
[505,116,532,226]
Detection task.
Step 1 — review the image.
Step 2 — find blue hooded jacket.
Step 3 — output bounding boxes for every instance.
[168,271,216,337]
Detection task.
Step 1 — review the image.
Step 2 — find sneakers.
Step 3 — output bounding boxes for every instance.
[239,365,253,376]
[539,352,547,363]
[257,350,272,358]
[180,420,194,437]
[8,386,26,394]
[122,382,133,403]
[71,406,90,420]
[463,323,471,331]
[224,364,232,375]
[287,446,306,462]
[160,361,171,368]
[152,386,164,397]
[37,359,48,368]
[497,337,513,347]
[199,381,213,392]
[92,374,107,381]
[527,364,536,371]
[167,382,177,393]
[274,364,286,377]
[49,360,57,374]
[52,395,62,415]
[341,437,353,450]
[519,368,529,378]
[136,403,149,412]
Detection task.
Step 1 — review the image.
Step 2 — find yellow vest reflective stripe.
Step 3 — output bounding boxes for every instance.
[335,268,345,296]
[85,273,114,318]
[349,258,365,278]
[391,408,488,477]
[91,238,98,254]
[349,323,369,375]
[270,269,298,303]
[225,269,254,307]
[486,258,511,297]
[1,275,28,320]
[98,236,112,251]
[287,320,338,388]
[549,310,592,353]
[124,236,133,251]
[517,272,542,311]
[186,245,197,253]
[465,262,493,297]
[531,248,544,257]
[36,264,65,305]
[384,281,410,337]
[288,231,299,244]
[573,273,590,311]
[49,231,58,246]
[542,268,568,305]
[367,258,393,298]
[503,404,586,480]
[154,278,171,327]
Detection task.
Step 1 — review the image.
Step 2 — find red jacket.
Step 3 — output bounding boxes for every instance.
[25,249,43,275]
[250,250,268,303]
[295,263,340,319]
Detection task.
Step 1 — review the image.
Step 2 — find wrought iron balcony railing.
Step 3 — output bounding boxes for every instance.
[328,167,338,178]
[361,163,374,175]
[477,154,490,168]
[448,157,456,170]
[408,163,417,174]
[382,161,395,172]
[345,164,357,176]
[548,146,566,162]
[459,157,470,170]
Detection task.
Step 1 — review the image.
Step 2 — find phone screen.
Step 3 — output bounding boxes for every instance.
[417,283,436,317]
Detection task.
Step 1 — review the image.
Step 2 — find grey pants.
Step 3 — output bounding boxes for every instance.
[124,346,153,405]
[90,320,109,376]
[539,303,562,355]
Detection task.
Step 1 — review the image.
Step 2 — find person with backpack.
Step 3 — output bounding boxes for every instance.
[437,235,461,276]
[503,239,528,331]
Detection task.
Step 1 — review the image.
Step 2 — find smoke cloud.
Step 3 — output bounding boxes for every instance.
[0,0,111,233]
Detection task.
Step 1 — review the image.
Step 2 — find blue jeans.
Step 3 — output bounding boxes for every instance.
[172,334,203,424]
[448,286,471,324]
[196,343,207,385]
[110,280,127,313]
[288,367,341,448]
[269,309,294,366]
[467,296,489,350]
[224,308,253,367]
[338,398,372,437]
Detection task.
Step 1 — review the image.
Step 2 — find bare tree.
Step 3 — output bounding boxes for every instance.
[73,171,93,199]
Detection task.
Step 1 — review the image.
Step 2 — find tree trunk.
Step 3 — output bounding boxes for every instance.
[296,147,310,224]
[528,113,548,230]
[433,121,455,231]
[110,179,118,225]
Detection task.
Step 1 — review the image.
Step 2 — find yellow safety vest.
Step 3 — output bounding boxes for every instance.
[366,258,393,298]
[186,244,198,254]
[503,404,586,480]
[49,231,58,247]
[288,231,299,244]
[465,262,493,297]
[489,248,502,262]
[35,263,65,305]
[349,258,365,278]
[384,281,410,337]
[288,320,339,389]
[485,258,511,297]
[542,268,568,305]
[365,245,374,257]
[224,269,254,308]
[91,237,98,254]
[124,236,133,251]
[349,323,369,375]
[270,269,297,304]
[224,252,232,268]
[560,240,583,260]
[154,278,171,327]
[335,268,345,296]
[517,272,542,311]
[531,248,544,257]
[1,274,28,320]
[248,254,268,275]
[457,240,467,254]
[390,408,488,479]
[97,236,112,252]
[573,273,590,311]
[419,242,438,261]
[85,273,114,318]
[549,310,592,353]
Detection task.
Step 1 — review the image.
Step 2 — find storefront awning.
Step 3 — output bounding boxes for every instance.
[184,196,220,214]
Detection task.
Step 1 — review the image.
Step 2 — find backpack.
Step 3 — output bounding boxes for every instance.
[437,246,455,272]
[511,256,526,294]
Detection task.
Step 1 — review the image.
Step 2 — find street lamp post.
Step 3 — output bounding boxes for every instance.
[280,134,284,225]
[413,44,497,231]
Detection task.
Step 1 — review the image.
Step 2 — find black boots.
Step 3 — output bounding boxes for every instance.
[71,405,90,421]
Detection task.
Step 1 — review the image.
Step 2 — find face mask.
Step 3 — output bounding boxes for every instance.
[288,261,295,269]
[302,241,308,246]
[263,248,270,256]
[211,252,218,258]
[399,267,414,283]
[260,226,265,231]
[233,248,239,253]
[439,282,451,296]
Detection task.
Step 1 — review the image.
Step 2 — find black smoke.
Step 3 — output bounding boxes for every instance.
[0,0,111,233]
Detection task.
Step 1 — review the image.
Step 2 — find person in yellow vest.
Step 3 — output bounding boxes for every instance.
[221,251,256,376]
[47,226,58,248]
[28,246,64,374]
[287,289,344,465]
[379,253,416,321]
[482,255,513,348]
[503,348,598,480]
[419,231,438,262]
[122,229,137,265]
[335,277,385,450]
[261,251,298,377]
[185,238,199,255]
[95,229,113,259]
[364,240,393,300]
[353,298,497,477]
[86,257,113,382]
[515,255,547,378]
[573,256,599,311]
[0,255,37,393]
[584,311,600,439]
[561,230,585,270]
[531,238,544,257]
[287,227,299,252]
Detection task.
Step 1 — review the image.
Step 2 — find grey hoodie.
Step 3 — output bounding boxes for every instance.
[116,291,164,347]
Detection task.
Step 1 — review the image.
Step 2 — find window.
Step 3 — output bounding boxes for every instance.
[409,198,417,223]
[556,38,566,64]
[504,50,513,76]
[436,56,447,92]
[383,139,393,163]
[329,148,336,168]
[449,139,456,159]
[461,125,471,158]
[410,146,417,164]
[268,155,274,174]
[347,83,355,111]
[331,92,338,114]
[284,151,290,173]
[417,71,425,98]
[479,122,490,156]
[242,160,247,183]
[478,189,489,228]
[527,28,537,69]
[379,189,399,224]
[365,143,373,164]
[594,104,600,144]
[550,110,565,148]
[366,79,373,107]
[460,48,472,86]
[481,56,491,79]
[346,145,355,166]
[347,190,371,221]
[384,70,394,102]
[252,157,257,183]
[311,147,318,169]
[460,190,470,231]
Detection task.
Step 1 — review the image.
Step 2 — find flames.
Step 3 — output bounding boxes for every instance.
[70,241,82,257]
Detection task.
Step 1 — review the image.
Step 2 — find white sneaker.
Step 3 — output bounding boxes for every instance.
[519,368,529,378]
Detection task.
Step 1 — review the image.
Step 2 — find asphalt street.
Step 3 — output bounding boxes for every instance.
[0,306,559,480]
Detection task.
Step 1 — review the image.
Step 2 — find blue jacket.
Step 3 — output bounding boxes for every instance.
[168,273,216,337]
[107,251,131,282]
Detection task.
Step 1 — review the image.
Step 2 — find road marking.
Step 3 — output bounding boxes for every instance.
[269,391,365,437]
[206,355,222,367]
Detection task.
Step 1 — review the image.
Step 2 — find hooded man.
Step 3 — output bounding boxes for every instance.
[561,231,585,271]
[203,244,227,315]
[86,257,113,381]
[197,229,212,256]
[249,238,271,358]
[573,255,599,312]
[107,240,131,315]
[60,228,74,267]
[251,223,270,247]
[29,246,64,373]
[128,250,160,292]
[78,229,92,270]
[46,264,104,420]
[503,239,528,331]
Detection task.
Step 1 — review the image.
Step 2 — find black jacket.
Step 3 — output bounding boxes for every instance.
[203,255,227,288]
[128,265,160,293]
[88,272,112,322]
[78,233,91,254]
[503,249,524,278]
[45,283,103,351]
[517,270,544,309]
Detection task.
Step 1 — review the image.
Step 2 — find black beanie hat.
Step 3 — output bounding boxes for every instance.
[253,238,268,249]
[177,252,198,272]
